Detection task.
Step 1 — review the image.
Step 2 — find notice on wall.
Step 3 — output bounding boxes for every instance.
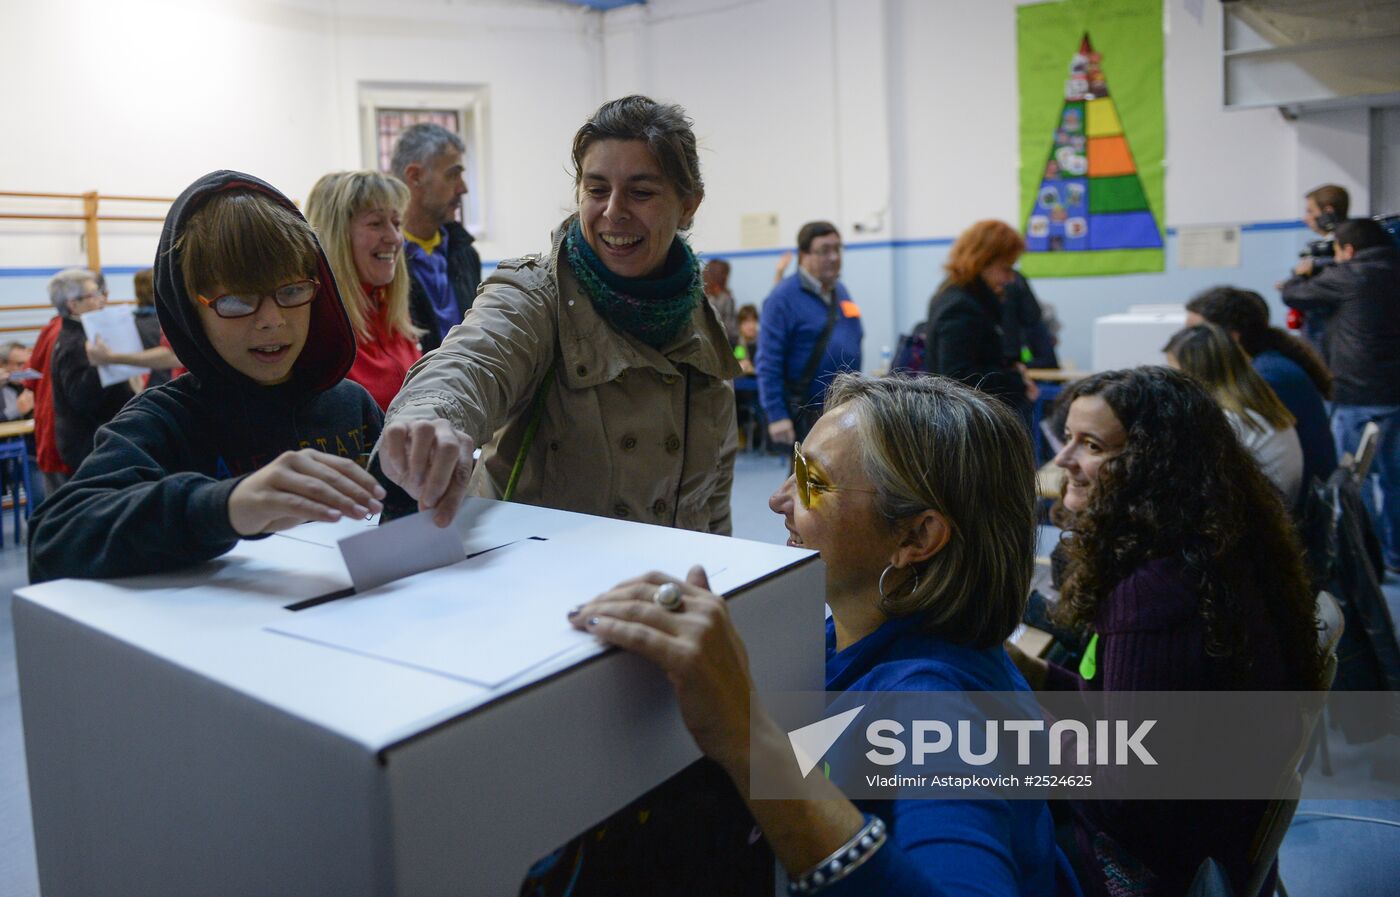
[740,213,781,248]
[1177,225,1241,269]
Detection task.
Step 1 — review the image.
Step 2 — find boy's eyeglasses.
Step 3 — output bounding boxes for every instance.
[793,442,878,509]
[197,279,319,319]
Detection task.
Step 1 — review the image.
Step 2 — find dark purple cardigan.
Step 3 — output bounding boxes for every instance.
[1046,556,1294,897]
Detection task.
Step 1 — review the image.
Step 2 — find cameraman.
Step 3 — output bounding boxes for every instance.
[1283,217,1400,574]
[1289,185,1350,350]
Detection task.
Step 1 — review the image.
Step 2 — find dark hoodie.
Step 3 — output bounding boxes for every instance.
[28,171,389,583]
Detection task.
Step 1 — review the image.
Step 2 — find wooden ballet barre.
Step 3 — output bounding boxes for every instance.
[0,303,135,313]
[0,212,164,222]
[0,189,173,273]
[0,191,173,203]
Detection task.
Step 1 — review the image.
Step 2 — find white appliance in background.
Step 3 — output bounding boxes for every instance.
[1091,304,1187,372]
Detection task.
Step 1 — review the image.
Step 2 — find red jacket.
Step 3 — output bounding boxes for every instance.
[32,316,73,476]
[346,289,420,412]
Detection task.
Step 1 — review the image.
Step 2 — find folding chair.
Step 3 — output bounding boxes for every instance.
[0,436,34,545]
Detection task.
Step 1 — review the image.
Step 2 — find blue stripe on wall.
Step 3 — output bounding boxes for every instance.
[0,220,1307,277]
[0,264,154,279]
[0,219,1315,370]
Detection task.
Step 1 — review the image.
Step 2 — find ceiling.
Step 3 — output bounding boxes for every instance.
[548,0,646,9]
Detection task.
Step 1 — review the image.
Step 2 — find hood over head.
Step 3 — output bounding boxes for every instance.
[154,170,356,394]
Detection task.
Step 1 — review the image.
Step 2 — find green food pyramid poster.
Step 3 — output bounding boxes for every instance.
[1018,0,1165,277]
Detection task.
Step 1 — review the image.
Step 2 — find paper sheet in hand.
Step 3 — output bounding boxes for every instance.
[79,306,148,387]
[337,511,467,592]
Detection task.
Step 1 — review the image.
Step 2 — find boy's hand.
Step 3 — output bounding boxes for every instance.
[227,449,386,536]
[376,419,475,527]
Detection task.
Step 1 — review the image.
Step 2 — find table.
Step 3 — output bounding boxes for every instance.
[1026,368,1087,384]
[0,417,34,543]
[0,418,35,439]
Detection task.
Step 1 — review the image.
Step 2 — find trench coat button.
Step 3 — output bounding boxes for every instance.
[652,499,667,516]
[576,364,588,377]
[665,435,681,453]
[621,435,637,451]
[548,440,561,452]
[662,373,680,385]
[614,504,630,518]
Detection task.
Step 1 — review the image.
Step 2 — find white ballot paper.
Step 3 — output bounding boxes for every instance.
[338,511,467,593]
[79,305,148,387]
[266,522,806,688]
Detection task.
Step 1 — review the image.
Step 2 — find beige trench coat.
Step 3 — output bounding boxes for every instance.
[383,217,742,534]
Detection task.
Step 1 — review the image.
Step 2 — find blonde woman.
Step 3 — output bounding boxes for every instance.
[1165,323,1304,505]
[305,171,421,410]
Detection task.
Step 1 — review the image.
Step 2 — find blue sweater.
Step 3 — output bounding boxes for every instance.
[1252,349,1337,492]
[820,615,1082,897]
[756,273,863,423]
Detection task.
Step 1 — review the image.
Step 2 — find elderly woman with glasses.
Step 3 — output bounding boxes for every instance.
[46,267,135,473]
[568,373,1081,896]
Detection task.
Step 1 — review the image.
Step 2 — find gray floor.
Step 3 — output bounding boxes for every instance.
[731,450,794,545]
[0,539,38,897]
[2,457,1397,895]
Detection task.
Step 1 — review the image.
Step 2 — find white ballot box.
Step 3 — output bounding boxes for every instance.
[1091,304,1187,372]
[14,498,823,897]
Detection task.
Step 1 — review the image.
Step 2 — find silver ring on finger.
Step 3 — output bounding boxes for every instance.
[652,582,684,613]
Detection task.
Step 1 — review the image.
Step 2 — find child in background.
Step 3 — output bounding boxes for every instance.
[29,171,401,583]
[733,303,759,375]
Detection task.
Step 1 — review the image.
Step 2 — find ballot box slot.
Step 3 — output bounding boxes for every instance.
[283,537,550,612]
[284,587,357,612]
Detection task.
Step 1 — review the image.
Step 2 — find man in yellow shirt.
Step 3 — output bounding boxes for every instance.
[391,123,483,351]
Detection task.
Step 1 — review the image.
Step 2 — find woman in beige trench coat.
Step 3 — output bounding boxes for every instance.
[375,95,740,532]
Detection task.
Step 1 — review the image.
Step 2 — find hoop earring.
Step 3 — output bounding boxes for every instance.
[878,564,919,600]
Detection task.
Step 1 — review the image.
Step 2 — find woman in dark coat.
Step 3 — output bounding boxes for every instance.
[925,220,1037,411]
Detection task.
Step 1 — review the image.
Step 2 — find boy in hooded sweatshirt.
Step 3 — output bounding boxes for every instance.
[28,171,399,584]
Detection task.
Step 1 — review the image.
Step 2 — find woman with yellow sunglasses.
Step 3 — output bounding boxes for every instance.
[570,373,1079,896]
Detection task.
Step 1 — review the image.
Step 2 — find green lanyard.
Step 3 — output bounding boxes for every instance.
[502,363,555,502]
[1079,632,1099,682]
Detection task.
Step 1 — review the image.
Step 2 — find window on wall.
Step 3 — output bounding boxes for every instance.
[359,84,489,237]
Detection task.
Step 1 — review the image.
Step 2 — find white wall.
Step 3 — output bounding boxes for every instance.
[1,0,1389,366]
[0,0,598,275]
[1371,107,1400,215]
[604,0,1388,369]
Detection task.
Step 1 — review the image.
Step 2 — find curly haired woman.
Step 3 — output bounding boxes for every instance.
[1009,366,1324,897]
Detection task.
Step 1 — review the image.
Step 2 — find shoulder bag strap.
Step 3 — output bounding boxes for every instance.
[790,289,840,400]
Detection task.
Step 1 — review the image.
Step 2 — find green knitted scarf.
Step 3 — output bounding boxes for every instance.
[564,217,701,349]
